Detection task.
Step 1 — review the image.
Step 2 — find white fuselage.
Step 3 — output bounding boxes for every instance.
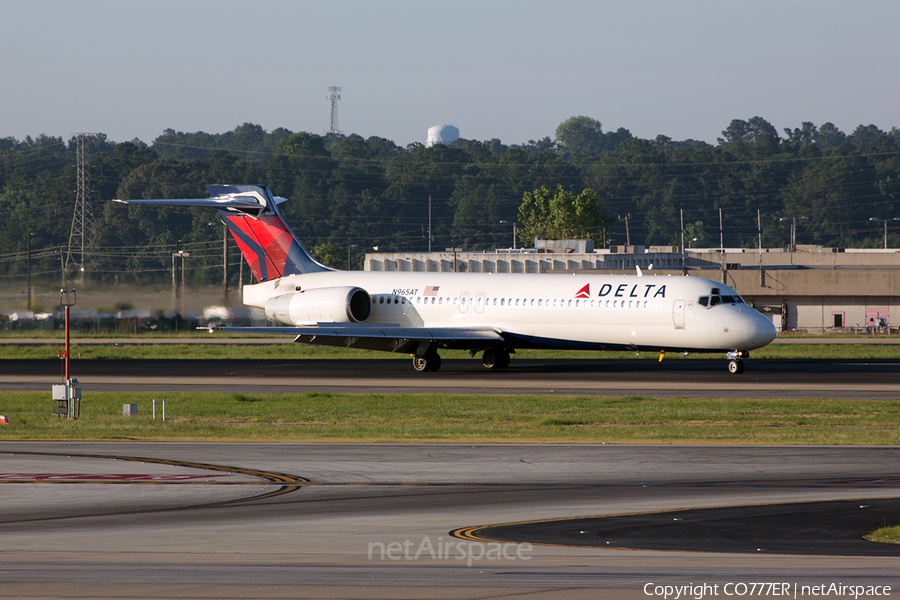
[244,271,776,353]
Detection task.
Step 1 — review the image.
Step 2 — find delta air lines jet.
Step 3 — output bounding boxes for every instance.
[116,185,776,373]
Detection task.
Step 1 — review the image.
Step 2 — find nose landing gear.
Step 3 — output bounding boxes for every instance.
[726,350,746,374]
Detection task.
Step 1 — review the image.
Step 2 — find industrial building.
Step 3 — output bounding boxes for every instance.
[365,245,900,334]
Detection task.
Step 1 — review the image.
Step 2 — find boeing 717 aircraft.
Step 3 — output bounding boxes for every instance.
[116,185,776,373]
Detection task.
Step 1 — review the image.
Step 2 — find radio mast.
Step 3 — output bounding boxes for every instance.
[327,86,342,135]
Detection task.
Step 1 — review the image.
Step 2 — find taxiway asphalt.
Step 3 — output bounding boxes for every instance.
[0,443,898,599]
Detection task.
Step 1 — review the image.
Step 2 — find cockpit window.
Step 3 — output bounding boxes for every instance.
[700,293,746,308]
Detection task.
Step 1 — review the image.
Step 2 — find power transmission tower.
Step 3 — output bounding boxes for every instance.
[326,86,342,135]
[67,134,98,284]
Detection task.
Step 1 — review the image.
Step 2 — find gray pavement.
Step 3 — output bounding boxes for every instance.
[1,443,898,599]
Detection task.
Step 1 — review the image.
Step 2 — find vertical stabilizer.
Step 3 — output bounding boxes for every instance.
[114,185,333,282]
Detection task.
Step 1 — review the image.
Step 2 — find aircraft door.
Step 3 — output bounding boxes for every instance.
[459,292,470,313]
[475,292,486,314]
[673,300,686,329]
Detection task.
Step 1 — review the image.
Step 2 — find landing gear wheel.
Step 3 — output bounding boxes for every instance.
[413,351,441,372]
[727,359,745,374]
[482,348,510,370]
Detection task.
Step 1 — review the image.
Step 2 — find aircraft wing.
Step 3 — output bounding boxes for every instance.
[221,324,505,354]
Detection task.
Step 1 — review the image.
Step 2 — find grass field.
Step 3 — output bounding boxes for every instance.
[2,390,898,445]
[865,524,900,544]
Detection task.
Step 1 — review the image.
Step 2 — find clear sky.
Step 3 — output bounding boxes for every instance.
[3,0,898,147]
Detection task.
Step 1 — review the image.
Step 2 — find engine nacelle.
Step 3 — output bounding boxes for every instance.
[265,286,372,326]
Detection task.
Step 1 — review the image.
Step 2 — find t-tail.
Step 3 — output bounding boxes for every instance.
[114,184,332,281]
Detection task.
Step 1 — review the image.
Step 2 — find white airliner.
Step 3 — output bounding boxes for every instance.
[116,185,776,374]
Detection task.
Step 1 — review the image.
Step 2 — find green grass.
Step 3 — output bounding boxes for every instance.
[2,391,898,444]
[865,524,900,545]
[0,342,897,361]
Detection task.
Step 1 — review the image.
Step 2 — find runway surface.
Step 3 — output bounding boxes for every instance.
[1,355,900,398]
[1,443,898,599]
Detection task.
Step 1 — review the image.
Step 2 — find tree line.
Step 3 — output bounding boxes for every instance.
[2,116,900,289]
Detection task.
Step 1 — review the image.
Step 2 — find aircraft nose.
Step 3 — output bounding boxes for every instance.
[749,313,777,348]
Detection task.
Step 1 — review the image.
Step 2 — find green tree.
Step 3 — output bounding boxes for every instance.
[311,241,347,270]
[517,185,613,245]
[556,116,605,157]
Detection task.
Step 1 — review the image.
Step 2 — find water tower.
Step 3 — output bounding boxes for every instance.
[426,124,460,147]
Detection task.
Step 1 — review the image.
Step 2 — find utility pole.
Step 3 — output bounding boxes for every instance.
[719,208,725,282]
[26,232,32,311]
[757,209,762,269]
[869,217,900,250]
[222,224,229,304]
[618,213,631,247]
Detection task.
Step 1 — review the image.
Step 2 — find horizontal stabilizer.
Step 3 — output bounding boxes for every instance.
[114,184,331,279]
[113,196,264,209]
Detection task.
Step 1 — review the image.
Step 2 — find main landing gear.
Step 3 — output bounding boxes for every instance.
[412,347,513,373]
[726,351,746,374]
[412,350,442,372]
[481,348,510,370]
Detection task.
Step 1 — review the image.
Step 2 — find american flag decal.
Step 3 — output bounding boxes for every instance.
[424,285,440,296]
